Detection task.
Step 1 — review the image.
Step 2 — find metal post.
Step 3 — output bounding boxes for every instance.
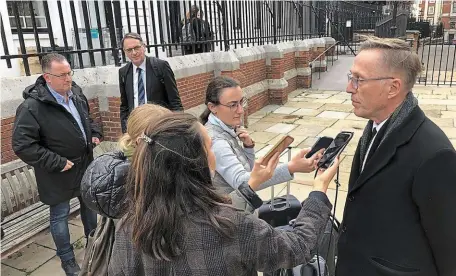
[390,2,398,38]
[221,1,229,51]
[272,1,277,44]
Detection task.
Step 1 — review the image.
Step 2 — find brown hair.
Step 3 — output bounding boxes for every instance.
[118,104,171,152]
[200,76,240,124]
[121,32,144,48]
[359,36,422,90]
[124,112,234,260]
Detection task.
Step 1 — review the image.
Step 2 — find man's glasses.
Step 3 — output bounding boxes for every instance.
[45,71,74,78]
[124,45,143,54]
[347,73,394,89]
[218,98,247,112]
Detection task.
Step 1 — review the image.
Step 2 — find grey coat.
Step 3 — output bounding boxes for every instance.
[205,113,293,195]
[108,195,332,276]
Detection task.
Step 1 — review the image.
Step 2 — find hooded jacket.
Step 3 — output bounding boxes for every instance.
[12,76,102,205]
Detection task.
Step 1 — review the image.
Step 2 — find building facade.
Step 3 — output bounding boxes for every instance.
[416,0,456,42]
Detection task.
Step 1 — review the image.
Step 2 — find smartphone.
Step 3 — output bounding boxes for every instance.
[317,131,354,169]
[305,136,334,158]
[261,135,294,166]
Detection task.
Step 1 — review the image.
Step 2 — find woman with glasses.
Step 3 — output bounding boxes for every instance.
[200,76,324,211]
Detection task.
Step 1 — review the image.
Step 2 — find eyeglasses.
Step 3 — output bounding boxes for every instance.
[347,73,394,89]
[218,98,247,112]
[124,45,143,54]
[45,71,74,78]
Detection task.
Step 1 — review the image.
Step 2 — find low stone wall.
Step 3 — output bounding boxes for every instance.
[0,37,336,163]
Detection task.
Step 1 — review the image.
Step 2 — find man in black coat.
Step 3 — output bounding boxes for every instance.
[337,37,456,276]
[119,32,183,133]
[12,53,102,276]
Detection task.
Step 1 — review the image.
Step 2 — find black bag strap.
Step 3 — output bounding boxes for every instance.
[149,57,165,85]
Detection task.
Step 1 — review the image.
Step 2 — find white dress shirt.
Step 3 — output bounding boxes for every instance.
[132,60,147,108]
[362,118,388,171]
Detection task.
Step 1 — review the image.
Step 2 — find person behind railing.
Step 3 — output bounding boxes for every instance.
[182,5,212,55]
[107,112,341,275]
[200,76,324,211]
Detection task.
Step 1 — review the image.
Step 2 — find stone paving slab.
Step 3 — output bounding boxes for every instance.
[317,111,350,120]
[1,215,88,275]
[2,243,55,273]
[291,108,322,117]
[273,107,299,114]
[3,85,456,275]
[265,123,298,134]
[1,264,26,276]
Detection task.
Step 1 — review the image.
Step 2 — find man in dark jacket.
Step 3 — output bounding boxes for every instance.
[119,32,183,133]
[337,36,456,276]
[12,53,102,276]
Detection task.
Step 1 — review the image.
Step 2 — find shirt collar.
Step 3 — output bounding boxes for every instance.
[373,118,388,133]
[208,113,237,138]
[132,59,147,72]
[47,84,72,104]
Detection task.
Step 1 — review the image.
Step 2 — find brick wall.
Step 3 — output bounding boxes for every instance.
[240,59,267,87]
[177,72,213,110]
[1,117,15,164]
[247,91,269,115]
[285,77,298,95]
[2,38,334,163]
[283,52,296,72]
[221,70,247,88]
[101,97,122,142]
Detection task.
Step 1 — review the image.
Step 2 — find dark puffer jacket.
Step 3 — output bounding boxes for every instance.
[81,151,129,219]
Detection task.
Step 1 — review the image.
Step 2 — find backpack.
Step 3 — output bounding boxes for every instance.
[120,57,165,87]
[182,20,196,44]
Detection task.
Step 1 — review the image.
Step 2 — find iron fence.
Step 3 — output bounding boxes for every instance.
[417,37,456,87]
[374,10,409,38]
[1,0,333,76]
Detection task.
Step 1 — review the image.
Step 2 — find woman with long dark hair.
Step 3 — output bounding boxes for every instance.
[108,112,340,275]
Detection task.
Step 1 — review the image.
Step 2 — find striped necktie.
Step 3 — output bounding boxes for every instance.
[137,67,145,105]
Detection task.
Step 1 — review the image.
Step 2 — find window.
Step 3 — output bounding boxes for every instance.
[428,6,435,14]
[429,0,435,3]
[7,1,47,33]
[452,1,456,13]
[450,21,456,29]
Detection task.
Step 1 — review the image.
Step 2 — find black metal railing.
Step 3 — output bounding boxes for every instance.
[309,41,341,87]
[1,0,330,76]
[417,36,456,87]
[1,0,389,76]
[375,10,409,38]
